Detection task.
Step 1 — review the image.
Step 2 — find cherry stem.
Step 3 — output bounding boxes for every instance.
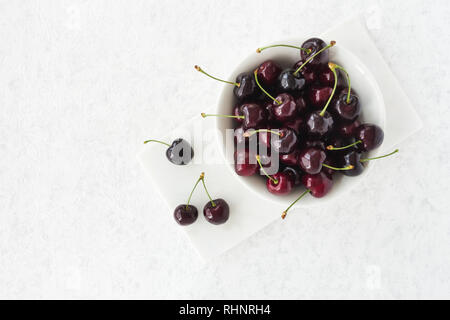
[194,65,240,87]
[254,69,280,104]
[327,140,362,151]
[243,129,282,138]
[319,62,338,117]
[143,139,171,147]
[322,163,354,171]
[282,189,311,219]
[186,173,204,209]
[256,44,311,54]
[360,149,399,163]
[256,155,278,185]
[201,113,244,119]
[334,64,351,103]
[200,173,216,207]
[293,40,336,75]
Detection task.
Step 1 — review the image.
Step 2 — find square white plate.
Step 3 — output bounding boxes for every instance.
[137,16,423,261]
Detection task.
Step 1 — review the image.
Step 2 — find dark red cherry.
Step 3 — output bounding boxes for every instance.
[257,153,273,175]
[282,167,302,186]
[271,128,298,155]
[302,172,333,198]
[272,93,297,122]
[234,126,257,146]
[355,124,384,151]
[257,60,282,86]
[332,89,360,121]
[308,85,333,108]
[340,150,364,177]
[301,38,329,67]
[298,147,326,174]
[266,172,294,195]
[165,138,194,165]
[318,66,346,88]
[326,136,356,155]
[338,119,361,138]
[203,199,230,225]
[173,204,198,226]
[234,149,258,176]
[234,73,258,100]
[306,111,334,137]
[293,60,317,85]
[240,103,267,129]
[280,149,300,166]
[277,69,306,93]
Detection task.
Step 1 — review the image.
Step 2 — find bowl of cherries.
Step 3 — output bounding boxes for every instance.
[197,37,398,218]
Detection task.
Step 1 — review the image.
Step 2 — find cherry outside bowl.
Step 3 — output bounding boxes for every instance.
[215,39,386,208]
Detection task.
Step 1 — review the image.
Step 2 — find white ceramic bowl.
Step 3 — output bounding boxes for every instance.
[215,39,386,207]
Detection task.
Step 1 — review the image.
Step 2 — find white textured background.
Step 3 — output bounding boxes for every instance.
[0,0,449,299]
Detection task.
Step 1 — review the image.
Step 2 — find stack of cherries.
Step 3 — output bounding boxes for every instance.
[197,37,398,219]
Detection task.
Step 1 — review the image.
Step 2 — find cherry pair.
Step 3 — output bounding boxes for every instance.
[174,172,229,226]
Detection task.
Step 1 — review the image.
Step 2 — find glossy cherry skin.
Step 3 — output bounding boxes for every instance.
[332,89,360,121]
[203,199,230,225]
[271,128,298,155]
[326,136,356,154]
[302,172,333,198]
[280,149,300,166]
[308,85,333,108]
[166,138,194,165]
[318,66,346,88]
[258,60,281,86]
[266,172,294,195]
[234,126,257,146]
[277,69,306,93]
[293,60,317,85]
[338,119,361,138]
[306,111,334,137]
[173,204,198,226]
[340,150,364,177]
[355,124,384,151]
[264,101,277,123]
[298,147,326,174]
[234,149,258,176]
[234,73,257,100]
[272,93,297,122]
[282,167,302,186]
[240,103,266,129]
[301,38,329,67]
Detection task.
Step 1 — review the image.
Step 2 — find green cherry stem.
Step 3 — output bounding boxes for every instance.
[143,139,171,147]
[360,149,399,163]
[243,129,283,138]
[186,173,204,209]
[334,64,352,103]
[254,69,280,105]
[256,155,278,185]
[200,173,216,207]
[201,113,244,119]
[327,140,362,151]
[256,44,311,54]
[293,40,336,75]
[281,189,311,219]
[319,62,338,117]
[322,163,354,171]
[195,65,240,87]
